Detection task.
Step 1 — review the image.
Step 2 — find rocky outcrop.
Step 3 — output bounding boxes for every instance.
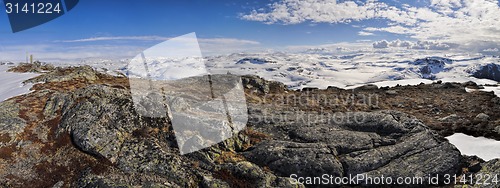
[409,57,452,80]
[472,63,500,82]
[7,61,55,73]
[244,110,462,186]
[23,65,100,83]
[0,101,26,147]
[463,159,500,188]
[0,66,296,187]
[241,75,286,94]
[236,58,277,65]
[475,113,490,122]
[479,159,500,177]
[0,64,498,187]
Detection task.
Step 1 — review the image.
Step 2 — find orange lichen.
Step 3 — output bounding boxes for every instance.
[215,151,246,164]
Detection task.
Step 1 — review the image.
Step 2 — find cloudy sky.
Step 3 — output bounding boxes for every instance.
[0,0,499,62]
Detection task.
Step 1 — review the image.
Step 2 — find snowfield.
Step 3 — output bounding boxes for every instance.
[446,133,500,161]
[0,65,39,102]
[203,52,499,90]
[202,52,500,97]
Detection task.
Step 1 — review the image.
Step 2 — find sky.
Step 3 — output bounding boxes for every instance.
[0,0,499,62]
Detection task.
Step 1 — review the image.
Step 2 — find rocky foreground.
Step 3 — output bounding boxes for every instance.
[0,63,499,187]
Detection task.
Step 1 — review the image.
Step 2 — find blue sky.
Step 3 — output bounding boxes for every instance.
[0,0,499,61]
[0,1,378,46]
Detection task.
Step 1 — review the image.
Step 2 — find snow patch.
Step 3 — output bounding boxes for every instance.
[446,133,500,161]
[0,65,39,102]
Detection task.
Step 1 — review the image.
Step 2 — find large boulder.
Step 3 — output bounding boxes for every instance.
[244,110,462,186]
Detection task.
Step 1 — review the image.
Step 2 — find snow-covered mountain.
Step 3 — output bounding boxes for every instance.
[203,52,500,90]
[236,57,277,65]
[408,57,452,80]
[40,51,500,91]
[470,63,500,82]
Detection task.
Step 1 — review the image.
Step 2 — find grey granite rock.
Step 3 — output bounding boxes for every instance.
[0,100,25,147]
[244,110,462,186]
[475,113,490,122]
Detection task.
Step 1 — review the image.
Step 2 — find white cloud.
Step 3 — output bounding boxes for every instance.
[242,0,500,53]
[358,31,374,36]
[59,36,170,42]
[241,0,414,25]
[59,36,260,45]
[373,40,389,48]
[198,38,260,45]
[410,41,452,50]
[372,39,452,50]
[484,48,499,52]
[388,39,413,48]
[285,41,373,53]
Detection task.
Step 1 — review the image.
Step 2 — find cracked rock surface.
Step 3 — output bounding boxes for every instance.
[243,110,462,185]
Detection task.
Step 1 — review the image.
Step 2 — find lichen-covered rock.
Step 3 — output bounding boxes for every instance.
[76,168,181,188]
[241,75,286,94]
[475,113,490,122]
[475,159,500,188]
[7,61,55,73]
[0,100,25,147]
[24,65,101,83]
[200,176,231,188]
[215,161,304,188]
[439,114,460,122]
[244,110,462,186]
[244,141,343,179]
[479,159,500,174]
[60,85,139,163]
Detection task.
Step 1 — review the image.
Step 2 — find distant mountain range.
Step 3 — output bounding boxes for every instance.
[202,53,500,90]
[9,52,499,90]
